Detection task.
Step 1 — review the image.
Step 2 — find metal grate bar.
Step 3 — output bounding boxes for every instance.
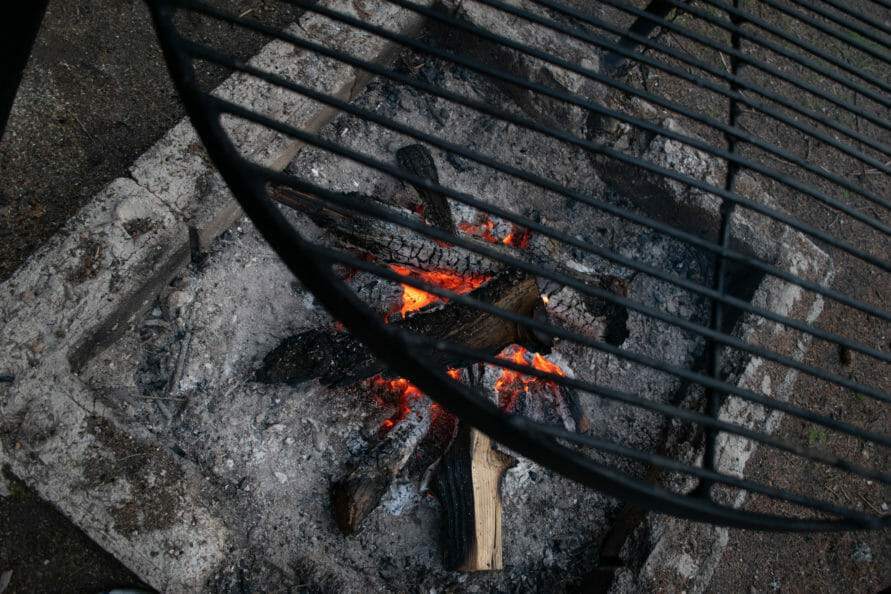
[253,155,891,439]
[599,0,891,102]
[806,0,891,36]
[487,0,891,163]
[282,233,891,489]
[791,0,891,43]
[183,35,891,404]
[177,10,891,330]
[300,0,891,238]
[210,91,891,413]
[182,0,891,273]
[539,1,891,135]
[767,0,891,52]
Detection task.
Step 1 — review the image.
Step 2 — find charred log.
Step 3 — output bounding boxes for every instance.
[538,275,630,346]
[270,186,499,277]
[257,270,544,387]
[330,395,436,535]
[396,144,457,236]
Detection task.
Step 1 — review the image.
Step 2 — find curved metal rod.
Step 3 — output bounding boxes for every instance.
[148,0,889,530]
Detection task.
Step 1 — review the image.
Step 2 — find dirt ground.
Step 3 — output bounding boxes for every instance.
[0,1,887,593]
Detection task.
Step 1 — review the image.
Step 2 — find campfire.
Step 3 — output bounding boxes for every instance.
[261,143,614,569]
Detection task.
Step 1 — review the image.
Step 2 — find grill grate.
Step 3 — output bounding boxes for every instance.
[147,0,889,530]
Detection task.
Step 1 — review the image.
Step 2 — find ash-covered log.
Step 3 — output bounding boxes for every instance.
[270,185,500,277]
[330,394,436,535]
[396,144,457,236]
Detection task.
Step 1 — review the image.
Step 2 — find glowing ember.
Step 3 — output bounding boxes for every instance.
[389,264,490,318]
[371,368,463,435]
[459,219,533,249]
[492,345,566,410]
[369,347,565,435]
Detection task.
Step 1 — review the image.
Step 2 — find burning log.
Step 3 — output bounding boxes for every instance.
[331,391,436,535]
[257,269,543,387]
[437,422,516,571]
[270,181,630,348]
[270,185,500,277]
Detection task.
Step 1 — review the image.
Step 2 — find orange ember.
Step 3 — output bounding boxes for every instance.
[389,264,490,318]
[459,219,533,249]
[370,368,463,435]
[492,345,566,410]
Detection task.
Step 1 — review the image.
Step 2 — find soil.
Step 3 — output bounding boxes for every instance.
[0,0,887,593]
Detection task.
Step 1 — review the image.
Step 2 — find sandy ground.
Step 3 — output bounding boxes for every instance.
[0,1,888,592]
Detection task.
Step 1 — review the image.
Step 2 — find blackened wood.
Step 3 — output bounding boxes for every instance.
[537,275,630,346]
[330,396,435,535]
[437,423,516,571]
[270,186,498,277]
[396,144,457,236]
[257,270,543,387]
[269,186,630,347]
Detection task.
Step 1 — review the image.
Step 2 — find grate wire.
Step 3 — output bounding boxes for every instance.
[147,0,890,529]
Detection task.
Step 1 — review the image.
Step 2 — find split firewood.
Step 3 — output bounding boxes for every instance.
[437,422,517,571]
[435,364,517,571]
[330,394,436,535]
[257,269,543,387]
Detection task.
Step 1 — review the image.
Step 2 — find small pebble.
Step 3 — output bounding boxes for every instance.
[851,542,872,563]
[151,307,162,317]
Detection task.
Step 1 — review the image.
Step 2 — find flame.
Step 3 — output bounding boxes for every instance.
[368,347,565,436]
[389,264,490,318]
[459,219,533,249]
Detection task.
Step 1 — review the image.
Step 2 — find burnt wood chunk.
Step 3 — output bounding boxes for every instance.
[270,186,498,276]
[257,270,543,387]
[437,423,516,571]
[396,144,457,236]
[330,396,435,535]
[268,186,630,348]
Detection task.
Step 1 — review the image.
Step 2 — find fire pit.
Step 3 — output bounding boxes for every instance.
[19,0,886,589]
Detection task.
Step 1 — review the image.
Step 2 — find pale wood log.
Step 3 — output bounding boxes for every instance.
[437,423,516,571]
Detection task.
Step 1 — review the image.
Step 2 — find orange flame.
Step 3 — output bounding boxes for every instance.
[389,264,490,318]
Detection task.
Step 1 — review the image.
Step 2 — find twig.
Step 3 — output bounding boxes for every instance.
[858,493,882,515]
[164,301,196,423]
[138,395,187,402]
[73,114,96,142]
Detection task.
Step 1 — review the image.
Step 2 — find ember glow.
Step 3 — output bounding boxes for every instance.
[371,368,463,435]
[492,345,566,411]
[370,348,565,435]
[389,264,489,318]
[459,219,533,249]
